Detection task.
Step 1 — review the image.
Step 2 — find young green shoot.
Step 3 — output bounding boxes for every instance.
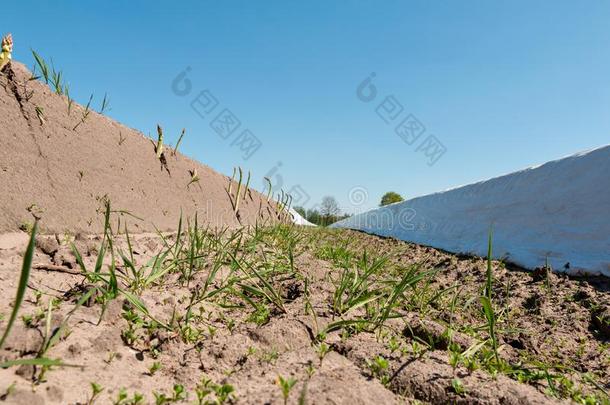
[187,169,200,188]
[316,342,330,365]
[544,256,552,291]
[99,92,110,114]
[277,375,298,405]
[481,228,499,364]
[88,382,104,405]
[73,93,94,131]
[148,361,162,376]
[195,378,235,404]
[31,49,49,83]
[50,60,63,94]
[367,355,390,385]
[65,85,74,116]
[153,384,185,404]
[451,378,466,395]
[34,287,97,380]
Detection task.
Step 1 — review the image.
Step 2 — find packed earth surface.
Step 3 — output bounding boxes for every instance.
[0,62,278,234]
[0,224,609,404]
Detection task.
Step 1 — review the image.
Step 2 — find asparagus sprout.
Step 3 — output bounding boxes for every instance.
[0,34,13,71]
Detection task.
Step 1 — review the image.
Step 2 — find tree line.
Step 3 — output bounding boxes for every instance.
[293,192,404,226]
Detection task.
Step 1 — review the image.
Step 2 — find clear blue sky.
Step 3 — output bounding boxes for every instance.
[5,1,610,212]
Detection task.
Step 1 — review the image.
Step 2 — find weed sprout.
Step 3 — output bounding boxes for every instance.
[276,375,297,405]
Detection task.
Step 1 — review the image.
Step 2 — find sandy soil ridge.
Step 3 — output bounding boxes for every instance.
[0,62,277,234]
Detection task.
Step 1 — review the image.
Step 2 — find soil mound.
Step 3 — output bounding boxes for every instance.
[0,62,277,234]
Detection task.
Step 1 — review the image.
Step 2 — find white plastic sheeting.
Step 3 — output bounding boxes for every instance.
[332,145,610,277]
[289,208,315,226]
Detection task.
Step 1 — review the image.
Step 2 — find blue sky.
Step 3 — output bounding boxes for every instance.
[5,1,610,212]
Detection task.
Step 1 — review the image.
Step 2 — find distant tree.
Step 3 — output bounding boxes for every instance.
[320,196,341,226]
[302,203,350,227]
[380,191,404,206]
[306,209,321,225]
[320,196,340,217]
[293,206,306,218]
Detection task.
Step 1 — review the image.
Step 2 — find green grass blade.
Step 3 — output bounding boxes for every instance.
[485,226,493,301]
[480,296,499,363]
[174,212,183,258]
[342,291,383,315]
[94,240,106,274]
[0,221,38,349]
[43,288,97,353]
[228,252,285,313]
[70,242,88,274]
[31,50,49,83]
[322,318,371,334]
[0,357,79,369]
[119,289,170,330]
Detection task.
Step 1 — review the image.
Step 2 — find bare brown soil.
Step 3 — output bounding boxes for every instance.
[0,224,608,404]
[0,62,277,235]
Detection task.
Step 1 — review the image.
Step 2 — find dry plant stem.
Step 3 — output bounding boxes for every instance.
[234,167,244,213]
[35,106,45,125]
[243,171,251,202]
[228,167,236,195]
[65,85,73,115]
[264,177,273,202]
[33,263,81,275]
[173,128,186,156]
